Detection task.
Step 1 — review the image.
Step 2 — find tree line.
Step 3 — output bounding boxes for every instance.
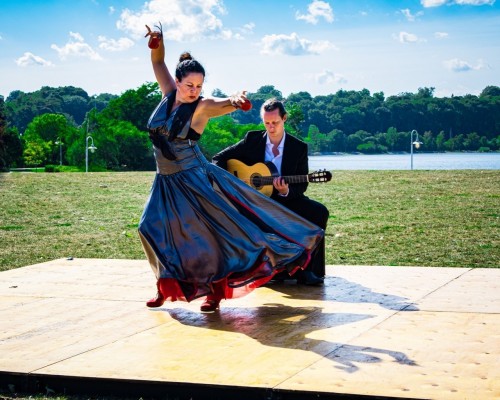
[1,83,499,172]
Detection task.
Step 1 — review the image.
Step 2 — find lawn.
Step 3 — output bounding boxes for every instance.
[0,170,498,271]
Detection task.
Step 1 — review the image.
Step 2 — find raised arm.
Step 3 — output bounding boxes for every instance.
[193,91,251,128]
[145,24,176,96]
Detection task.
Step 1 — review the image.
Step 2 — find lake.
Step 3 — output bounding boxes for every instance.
[309,152,500,171]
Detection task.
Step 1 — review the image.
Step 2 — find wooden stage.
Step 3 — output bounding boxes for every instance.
[0,258,498,400]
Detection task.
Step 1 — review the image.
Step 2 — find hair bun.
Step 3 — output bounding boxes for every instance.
[179,52,193,63]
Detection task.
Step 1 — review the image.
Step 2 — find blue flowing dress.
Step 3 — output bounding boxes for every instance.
[138,102,324,303]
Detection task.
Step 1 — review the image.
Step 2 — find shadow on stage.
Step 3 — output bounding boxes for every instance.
[154,275,419,374]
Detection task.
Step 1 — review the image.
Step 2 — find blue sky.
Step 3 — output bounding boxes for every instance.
[0,0,498,99]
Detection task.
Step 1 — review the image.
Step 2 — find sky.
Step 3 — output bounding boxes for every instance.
[0,0,499,100]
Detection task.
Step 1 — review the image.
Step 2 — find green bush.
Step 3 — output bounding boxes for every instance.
[44,164,61,173]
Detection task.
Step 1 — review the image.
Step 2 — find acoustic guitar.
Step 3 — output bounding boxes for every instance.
[227,159,332,197]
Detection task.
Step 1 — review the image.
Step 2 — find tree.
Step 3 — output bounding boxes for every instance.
[4,83,500,162]
[385,127,398,152]
[96,120,154,171]
[23,113,77,165]
[480,86,500,97]
[285,103,305,137]
[212,88,227,98]
[5,86,116,134]
[463,132,481,151]
[200,127,236,160]
[23,137,51,168]
[340,107,365,135]
[0,96,7,170]
[436,131,446,151]
[305,124,322,153]
[0,127,23,170]
[346,131,368,152]
[422,131,436,151]
[254,85,283,100]
[327,129,346,153]
[101,82,160,131]
[444,134,464,151]
[24,113,71,142]
[416,87,435,98]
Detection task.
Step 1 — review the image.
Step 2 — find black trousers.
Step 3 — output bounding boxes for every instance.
[274,195,329,278]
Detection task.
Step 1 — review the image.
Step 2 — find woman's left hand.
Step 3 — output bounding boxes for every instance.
[229,91,249,109]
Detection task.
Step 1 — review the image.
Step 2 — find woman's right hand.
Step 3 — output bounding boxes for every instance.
[146,22,173,96]
[145,24,163,50]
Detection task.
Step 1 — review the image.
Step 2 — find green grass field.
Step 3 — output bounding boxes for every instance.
[0,170,498,271]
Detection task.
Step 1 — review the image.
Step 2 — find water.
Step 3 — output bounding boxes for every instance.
[309,153,500,171]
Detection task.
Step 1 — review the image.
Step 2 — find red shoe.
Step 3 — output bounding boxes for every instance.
[146,281,165,308]
[146,291,165,307]
[200,295,221,312]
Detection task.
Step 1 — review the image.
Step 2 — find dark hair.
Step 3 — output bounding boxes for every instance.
[261,98,287,118]
[175,52,205,81]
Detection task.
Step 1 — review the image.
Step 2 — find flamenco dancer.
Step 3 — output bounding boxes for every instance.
[138,24,324,312]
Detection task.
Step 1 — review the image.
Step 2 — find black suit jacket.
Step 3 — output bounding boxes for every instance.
[212,130,309,201]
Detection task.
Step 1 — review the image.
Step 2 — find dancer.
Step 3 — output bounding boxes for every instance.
[138,24,323,312]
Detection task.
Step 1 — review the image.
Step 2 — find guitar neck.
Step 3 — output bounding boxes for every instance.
[259,175,309,186]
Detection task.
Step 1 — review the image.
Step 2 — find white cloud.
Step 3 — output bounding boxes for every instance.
[69,32,84,42]
[260,32,336,56]
[98,36,135,51]
[397,31,420,43]
[421,0,494,6]
[455,0,495,4]
[421,0,448,6]
[109,6,115,15]
[444,58,485,72]
[435,31,449,39]
[242,23,255,34]
[116,0,231,41]
[15,52,54,67]
[400,9,424,21]
[51,32,102,60]
[444,58,473,71]
[315,70,347,85]
[296,0,334,24]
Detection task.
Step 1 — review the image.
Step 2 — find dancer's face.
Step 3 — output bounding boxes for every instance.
[176,72,204,103]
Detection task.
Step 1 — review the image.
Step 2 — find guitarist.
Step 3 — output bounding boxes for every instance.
[213,98,329,285]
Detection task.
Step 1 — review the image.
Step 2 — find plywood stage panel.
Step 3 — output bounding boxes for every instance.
[0,259,498,399]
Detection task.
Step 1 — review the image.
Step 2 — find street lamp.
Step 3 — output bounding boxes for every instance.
[85,135,97,173]
[410,130,423,170]
[55,137,63,166]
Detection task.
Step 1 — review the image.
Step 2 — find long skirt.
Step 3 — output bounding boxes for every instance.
[138,139,323,302]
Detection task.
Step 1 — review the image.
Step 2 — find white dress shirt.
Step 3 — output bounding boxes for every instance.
[264,132,286,175]
[264,132,288,196]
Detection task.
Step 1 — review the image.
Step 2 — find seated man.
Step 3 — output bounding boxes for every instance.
[212,98,329,285]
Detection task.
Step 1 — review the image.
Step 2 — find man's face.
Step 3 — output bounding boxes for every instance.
[262,108,287,139]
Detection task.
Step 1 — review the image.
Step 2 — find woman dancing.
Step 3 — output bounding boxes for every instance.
[139,25,324,312]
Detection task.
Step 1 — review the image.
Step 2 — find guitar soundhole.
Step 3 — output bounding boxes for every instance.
[250,174,263,189]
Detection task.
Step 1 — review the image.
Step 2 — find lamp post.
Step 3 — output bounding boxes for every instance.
[54,137,63,166]
[410,130,423,170]
[85,135,97,173]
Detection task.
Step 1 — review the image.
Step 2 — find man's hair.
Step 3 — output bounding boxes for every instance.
[261,98,287,118]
